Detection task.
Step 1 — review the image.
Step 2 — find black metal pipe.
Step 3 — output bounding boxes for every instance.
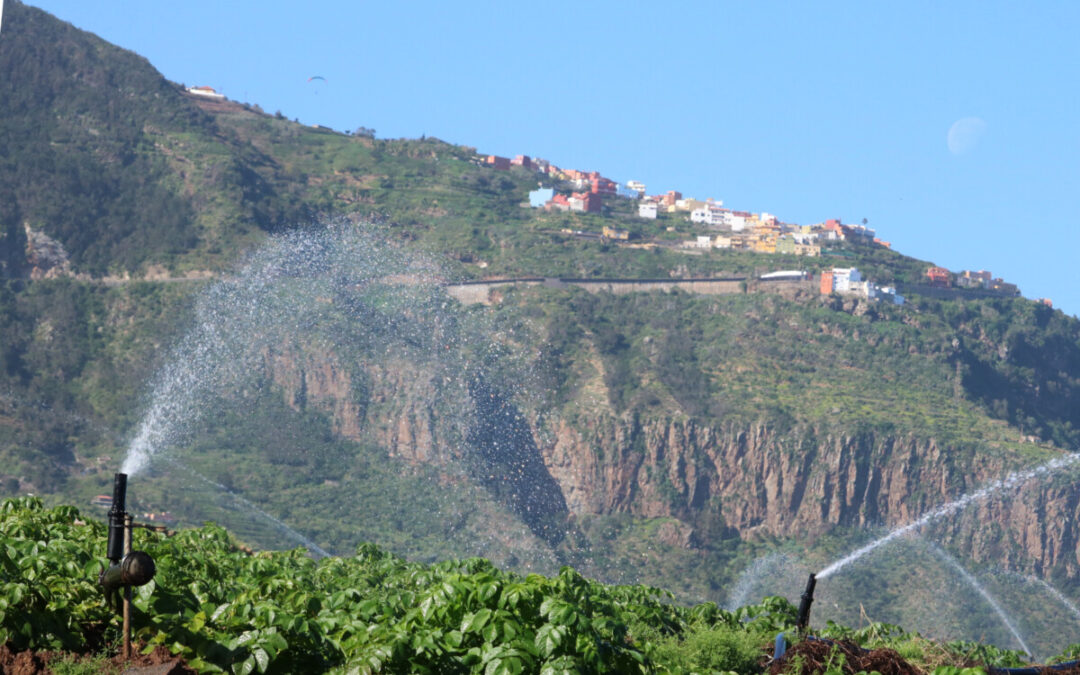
[106,473,127,563]
[796,573,816,633]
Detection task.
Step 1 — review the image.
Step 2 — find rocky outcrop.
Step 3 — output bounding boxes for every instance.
[263,345,447,464]
[262,345,570,544]
[24,223,73,279]
[539,414,1080,577]
[261,345,1080,578]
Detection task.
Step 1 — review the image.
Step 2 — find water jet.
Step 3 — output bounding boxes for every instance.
[819,452,1080,580]
[117,224,560,566]
[924,542,1031,657]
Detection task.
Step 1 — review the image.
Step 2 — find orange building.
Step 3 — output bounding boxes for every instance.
[820,271,835,294]
[925,266,952,287]
[661,191,683,207]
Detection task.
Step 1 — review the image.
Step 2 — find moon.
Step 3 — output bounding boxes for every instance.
[947,117,987,155]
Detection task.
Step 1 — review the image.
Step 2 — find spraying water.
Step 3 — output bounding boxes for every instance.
[725,553,798,611]
[1029,577,1080,626]
[121,224,442,476]
[819,452,1080,579]
[118,223,561,562]
[926,542,1032,657]
[1002,570,1080,626]
[162,458,329,558]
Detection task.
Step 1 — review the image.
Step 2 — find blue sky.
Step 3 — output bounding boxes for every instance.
[23,0,1080,317]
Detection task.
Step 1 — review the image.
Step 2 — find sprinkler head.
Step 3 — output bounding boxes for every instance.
[796,573,816,633]
[106,473,127,563]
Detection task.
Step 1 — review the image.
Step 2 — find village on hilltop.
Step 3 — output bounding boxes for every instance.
[479,151,1046,308]
[180,83,1042,308]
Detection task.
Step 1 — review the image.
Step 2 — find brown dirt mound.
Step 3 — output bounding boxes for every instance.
[0,645,48,675]
[113,644,197,674]
[0,642,195,675]
[770,638,924,675]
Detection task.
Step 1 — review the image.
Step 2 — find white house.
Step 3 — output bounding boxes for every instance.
[186,86,226,100]
[682,236,713,249]
[848,280,878,299]
[638,202,658,219]
[832,267,862,293]
[724,213,749,231]
[690,207,723,226]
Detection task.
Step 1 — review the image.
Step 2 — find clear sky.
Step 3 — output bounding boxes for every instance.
[21,0,1080,318]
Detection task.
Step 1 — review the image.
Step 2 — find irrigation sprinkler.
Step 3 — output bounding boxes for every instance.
[105,472,126,564]
[796,573,817,634]
[98,473,157,661]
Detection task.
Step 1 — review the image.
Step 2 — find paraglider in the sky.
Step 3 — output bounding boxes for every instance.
[307,76,326,83]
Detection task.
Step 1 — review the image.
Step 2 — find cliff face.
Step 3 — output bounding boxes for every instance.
[540,415,1080,576]
[262,345,1080,578]
[265,345,449,464]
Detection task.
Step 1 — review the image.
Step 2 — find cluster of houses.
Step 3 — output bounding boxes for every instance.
[678,216,885,257]
[493,150,1042,307]
[491,154,624,195]
[925,266,1044,303]
[925,267,1021,296]
[504,150,892,261]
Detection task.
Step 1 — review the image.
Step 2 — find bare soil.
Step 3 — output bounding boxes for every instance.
[0,643,195,675]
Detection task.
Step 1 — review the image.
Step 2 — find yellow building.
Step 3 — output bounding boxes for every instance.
[751,236,777,253]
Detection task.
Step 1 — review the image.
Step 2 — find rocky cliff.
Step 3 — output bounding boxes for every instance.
[261,343,1080,578]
